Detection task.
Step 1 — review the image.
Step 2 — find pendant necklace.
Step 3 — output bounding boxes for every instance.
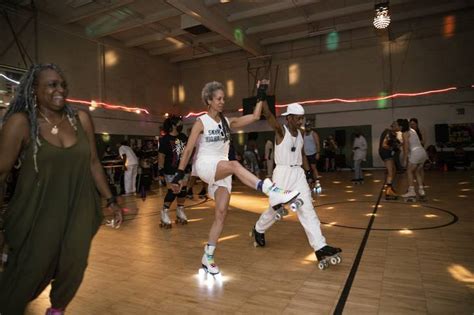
[290,129,297,152]
[38,110,66,135]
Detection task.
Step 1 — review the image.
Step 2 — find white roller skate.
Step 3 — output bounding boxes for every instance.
[262,178,302,211]
[402,186,417,202]
[418,186,427,202]
[201,244,219,275]
[159,208,172,229]
[313,180,322,194]
[175,205,188,225]
[316,245,342,270]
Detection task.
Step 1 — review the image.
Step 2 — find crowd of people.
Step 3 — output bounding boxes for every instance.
[0,63,458,314]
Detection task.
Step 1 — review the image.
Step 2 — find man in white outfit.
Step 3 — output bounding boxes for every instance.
[119,140,138,195]
[352,131,368,184]
[253,102,342,266]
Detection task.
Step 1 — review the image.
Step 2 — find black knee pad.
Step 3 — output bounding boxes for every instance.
[164,189,176,203]
[178,186,188,198]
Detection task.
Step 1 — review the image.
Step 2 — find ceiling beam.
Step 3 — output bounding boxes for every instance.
[125,29,187,47]
[165,0,264,56]
[170,45,241,63]
[227,0,318,22]
[149,34,222,55]
[92,8,182,38]
[246,0,412,35]
[260,0,472,46]
[63,0,134,24]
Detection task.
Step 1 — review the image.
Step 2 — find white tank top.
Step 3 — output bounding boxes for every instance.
[275,125,303,166]
[197,114,230,160]
[408,128,423,152]
[303,131,317,155]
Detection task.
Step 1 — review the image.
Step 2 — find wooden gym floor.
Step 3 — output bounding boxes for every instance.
[26,170,473,314]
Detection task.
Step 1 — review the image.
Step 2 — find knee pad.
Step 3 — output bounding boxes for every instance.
[177,186,188,198]
[164,189,176,203]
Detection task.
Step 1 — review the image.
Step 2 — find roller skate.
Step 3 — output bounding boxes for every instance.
[274,205,289,221]
[262,178,302,212]
[159,208,172,229]
[45,308,64,315]
[385,184,398,201]
[198,187,207,199]
[186,188,194,199]
[175,205,188,224]
[418,186,427,202]
[313,180,322,194]
[402,186,417,202]
[315,245,342,270]
[250,226,266,247]
[200,244,220,275]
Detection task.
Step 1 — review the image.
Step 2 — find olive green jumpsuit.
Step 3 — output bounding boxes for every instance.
[0,121,103,314]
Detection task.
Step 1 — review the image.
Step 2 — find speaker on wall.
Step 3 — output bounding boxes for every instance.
[435,124,449,143]
[242,95,276,119]
[335,130,346,147]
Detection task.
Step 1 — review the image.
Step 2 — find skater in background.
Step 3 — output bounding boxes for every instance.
[399,119,428,200]
[252,103,341,269]
[264,139,274,178]
[158,115,189,227]
[379,121,401,200]
[171,80,300,275]
[303,120,321,183]
[0,64,122,315]
[119,140,139,195]
[324,135,338,172]
[352,131,367,184]
[409,118,425,147]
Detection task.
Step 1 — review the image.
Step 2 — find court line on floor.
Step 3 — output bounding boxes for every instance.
[333,182,385,315]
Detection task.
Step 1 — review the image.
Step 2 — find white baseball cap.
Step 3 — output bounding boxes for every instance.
[281,102,305,116]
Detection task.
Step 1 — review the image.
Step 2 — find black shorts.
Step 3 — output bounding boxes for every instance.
[306,153,318,165]
[379,148,395,161]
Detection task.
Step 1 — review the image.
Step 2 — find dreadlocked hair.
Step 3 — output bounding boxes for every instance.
[3,63,77,173]
[201,81,231,142]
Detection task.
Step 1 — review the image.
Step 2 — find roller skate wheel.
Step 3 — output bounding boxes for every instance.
[336,256,342,264]
[253,241,258,248]
[330,257,338,265]
[318,261,326,270]
[275,213,282,221]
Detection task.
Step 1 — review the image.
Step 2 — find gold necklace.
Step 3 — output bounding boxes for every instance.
[38,110,66,135]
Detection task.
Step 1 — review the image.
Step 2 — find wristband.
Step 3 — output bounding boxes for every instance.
[172,169,185,184]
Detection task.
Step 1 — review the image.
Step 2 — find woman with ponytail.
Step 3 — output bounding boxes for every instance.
[171,80,300,276]
[0,64,122,314]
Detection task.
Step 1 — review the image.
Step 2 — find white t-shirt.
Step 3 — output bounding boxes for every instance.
[119,145,138,166]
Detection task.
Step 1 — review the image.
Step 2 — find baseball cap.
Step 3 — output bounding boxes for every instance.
[281,103,305,116]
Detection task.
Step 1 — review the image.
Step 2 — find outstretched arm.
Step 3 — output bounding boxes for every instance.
[262,100,284,144]
[228,79,269,129]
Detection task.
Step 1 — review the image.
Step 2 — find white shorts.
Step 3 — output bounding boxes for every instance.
[195,156,232,199]
[409,147,427,165]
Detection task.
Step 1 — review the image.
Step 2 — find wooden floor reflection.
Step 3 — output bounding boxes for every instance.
[26,170,474,314]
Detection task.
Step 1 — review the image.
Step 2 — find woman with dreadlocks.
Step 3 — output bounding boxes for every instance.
[171,80,300,276]
[0,64,123,315]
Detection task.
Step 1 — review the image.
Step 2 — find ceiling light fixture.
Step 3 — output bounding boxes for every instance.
[373,2,391,29]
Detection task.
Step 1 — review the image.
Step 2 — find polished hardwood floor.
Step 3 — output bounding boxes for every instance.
[26,169,473,314]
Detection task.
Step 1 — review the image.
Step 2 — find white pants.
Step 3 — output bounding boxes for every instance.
[255,165,327,251]
[195,156,232,199]
[124,164,138,194]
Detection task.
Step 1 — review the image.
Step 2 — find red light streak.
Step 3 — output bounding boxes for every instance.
[67,98,150,114]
